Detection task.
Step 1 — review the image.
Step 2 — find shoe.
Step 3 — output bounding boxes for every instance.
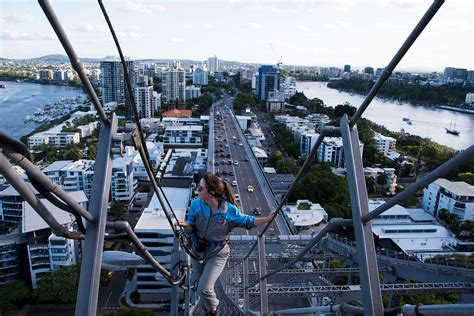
[205,307,218,316]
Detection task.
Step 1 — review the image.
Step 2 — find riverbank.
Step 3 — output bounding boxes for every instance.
[295,81,474,150]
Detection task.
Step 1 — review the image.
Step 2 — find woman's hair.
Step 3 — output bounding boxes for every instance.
[202,172,238,206]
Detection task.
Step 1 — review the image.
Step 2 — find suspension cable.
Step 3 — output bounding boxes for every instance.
[97,0,205,262]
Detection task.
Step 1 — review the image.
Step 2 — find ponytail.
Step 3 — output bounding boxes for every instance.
[202,172,239,207]
[222,180,238,207]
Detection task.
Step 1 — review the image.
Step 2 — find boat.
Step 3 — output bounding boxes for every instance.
[402,117,413,125]
[445,127,460,135]
[445,122,460,135]
[0,84,5,88]
[24,115,33,122]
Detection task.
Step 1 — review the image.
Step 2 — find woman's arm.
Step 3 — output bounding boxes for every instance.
[177,220,193,233]
[253,212,277,226]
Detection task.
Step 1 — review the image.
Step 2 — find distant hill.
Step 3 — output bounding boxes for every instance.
[2,54,261,68]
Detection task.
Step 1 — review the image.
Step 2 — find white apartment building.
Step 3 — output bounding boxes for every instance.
[465,93,474,106]
[22,191,86,288]
[43,157,138,203]
[43,160,95,199]
[300,132,320,157]
[422,179,474,221]
[134,86,156,118]
[207,56,218,73]
[77,122,99,138]
[364,167,397,195]
[185,85,201,100]
[374,132,396,156]
[134,187,191,302]
[280,76,297,100]
[111,156,137,203]
[122,142,163,181]
[306,113,330,132]
[28,132,80,149]
[317,137,363,168]
[162,61,186,104]
[163,125,203,147]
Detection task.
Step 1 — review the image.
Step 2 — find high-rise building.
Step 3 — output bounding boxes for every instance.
[343,64,351,73]
[162,61,186,106]
[443,67,456,79]
[207,56,218,73]
[256,65,280,101]
[134,86,156,118]
[100,58,134,115]
[192,67,208,85]
[364,67,374,75]
[39,69,53,81]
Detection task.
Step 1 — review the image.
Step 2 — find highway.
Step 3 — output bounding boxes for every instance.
[208,96,279,237]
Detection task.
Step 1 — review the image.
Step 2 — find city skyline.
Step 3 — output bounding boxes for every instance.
[1,0,472,72]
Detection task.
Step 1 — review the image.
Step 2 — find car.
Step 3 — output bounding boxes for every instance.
[224,177,229,182]
[253,207,262,215]
[239,142,243,146]
[234,194,240,201]
[229,171,234,176]
[234,160,239,165]
[226,153,231,158]
[227,160,232,165]
[222,170,228,175]
[232,180,237,186]
[247,185,254,192]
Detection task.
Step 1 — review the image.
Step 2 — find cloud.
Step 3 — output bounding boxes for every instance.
[71,24,108,33]
[120,25,141,32]
[118,31,139,39]
[202,23,214,29]
[0,13,33,23]
[235,0,360,10]
[170,37,184,43]
[1,30,55,41]
[298,25,312,33]
[323,20,351,30]
[377,0,427,9]
[125,0,166,14]
[244,22,263,29]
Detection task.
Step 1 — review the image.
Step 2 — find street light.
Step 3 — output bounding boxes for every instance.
[102,251,145,271]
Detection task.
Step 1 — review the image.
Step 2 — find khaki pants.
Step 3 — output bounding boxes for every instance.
[191,244,230,311]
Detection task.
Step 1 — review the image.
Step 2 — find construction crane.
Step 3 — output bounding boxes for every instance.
[269,42,283,68]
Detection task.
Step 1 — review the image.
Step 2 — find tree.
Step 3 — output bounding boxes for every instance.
[334,102,357,118]
[33,265,79,303]
[268,150,283,167]
[275,157,299,175]
[0,280,29,315]
[110,200,126,221]
[289,92,308,105]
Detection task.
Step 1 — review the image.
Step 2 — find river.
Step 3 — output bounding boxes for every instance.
[295,82,474,151]
[0,81,85,140]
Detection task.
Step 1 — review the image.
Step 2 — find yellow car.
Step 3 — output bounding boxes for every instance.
[247,185,254,192]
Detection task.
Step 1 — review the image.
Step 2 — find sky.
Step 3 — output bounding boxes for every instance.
[1,0,472,72]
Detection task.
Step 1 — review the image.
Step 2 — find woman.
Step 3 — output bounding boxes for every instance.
[177,172,275,316]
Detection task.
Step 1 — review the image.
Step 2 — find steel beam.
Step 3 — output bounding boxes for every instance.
[75,114,117,316]
[257,234,269,316]
[340,115,383,316]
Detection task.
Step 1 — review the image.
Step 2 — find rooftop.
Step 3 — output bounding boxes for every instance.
[22,191,87,233]
[435,178,474,197]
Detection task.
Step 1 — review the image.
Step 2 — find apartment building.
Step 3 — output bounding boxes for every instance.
[422,178,474,221]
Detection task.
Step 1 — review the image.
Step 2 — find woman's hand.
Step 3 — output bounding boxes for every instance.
[175,220,192,233]
[254,211,277,225]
